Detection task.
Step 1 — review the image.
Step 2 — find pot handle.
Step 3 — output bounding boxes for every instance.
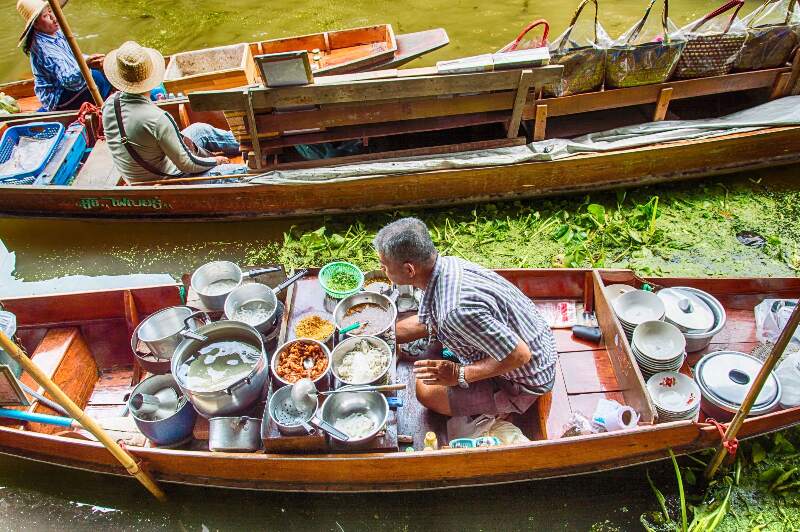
[299,419,318,436]
[309,417,350,442]
[272,269,309,295]
[225,376,252,396]
[244,266,283,279]
[179,311,210,342]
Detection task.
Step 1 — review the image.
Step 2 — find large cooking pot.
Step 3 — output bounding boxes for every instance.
[191,262,283,311]
[695,350,781,422]
[223,269,308,334]
[127,374,196,447]
[171,321,268,418]
[134,306,207,361]
[333,292,397,339]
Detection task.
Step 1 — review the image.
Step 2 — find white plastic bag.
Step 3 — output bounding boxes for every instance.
[776,351,800,407]
[446,414,530,445]
[754,299,800,348]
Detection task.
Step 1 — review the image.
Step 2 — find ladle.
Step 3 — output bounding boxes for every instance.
[288,378,351,441]
[129,387,179,420]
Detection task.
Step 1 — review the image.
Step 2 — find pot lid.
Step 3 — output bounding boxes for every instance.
[696,351,780,409]
[658,288,715,332]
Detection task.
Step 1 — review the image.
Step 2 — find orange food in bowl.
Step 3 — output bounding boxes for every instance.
[276,341,328,383]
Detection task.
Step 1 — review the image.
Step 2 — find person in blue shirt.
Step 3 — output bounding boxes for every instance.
[17,0,112,112]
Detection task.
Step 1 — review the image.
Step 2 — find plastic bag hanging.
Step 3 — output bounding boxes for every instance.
[671,0,748,79]
[605,0,686,89]
[735,0,800,70]
[544,0,613,96]
[499,19,550,52]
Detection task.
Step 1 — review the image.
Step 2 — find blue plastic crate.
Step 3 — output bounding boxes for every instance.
[0,122,65,183]
[35,123,88,186]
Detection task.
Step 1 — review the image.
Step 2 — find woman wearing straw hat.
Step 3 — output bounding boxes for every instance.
[102,41,245,184]
[17,0,112,112]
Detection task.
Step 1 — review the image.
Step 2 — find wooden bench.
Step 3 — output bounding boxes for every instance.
[72,140,124,187]
[188,65,564,169]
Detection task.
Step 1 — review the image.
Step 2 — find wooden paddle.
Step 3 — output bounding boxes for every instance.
[704,302,800,479]
[46,0,102,106]
[0,330,167,501]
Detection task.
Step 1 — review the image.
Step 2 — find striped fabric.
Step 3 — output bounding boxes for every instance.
[418,256,557,390]
[28,31,86,112]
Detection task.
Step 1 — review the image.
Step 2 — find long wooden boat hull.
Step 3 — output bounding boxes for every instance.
[0,126,797,221]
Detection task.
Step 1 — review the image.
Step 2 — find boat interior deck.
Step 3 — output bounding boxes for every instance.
[3,268,797,454]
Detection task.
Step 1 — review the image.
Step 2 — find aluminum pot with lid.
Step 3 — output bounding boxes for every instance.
[134,306,208,361]
[223,269,308,334]
[658,287,726,353]
[171,320,268,418]
[694,350,781,421]
[191,261,283,311]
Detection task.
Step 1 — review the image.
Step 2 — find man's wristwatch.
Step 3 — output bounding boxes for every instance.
[457,364,469,389]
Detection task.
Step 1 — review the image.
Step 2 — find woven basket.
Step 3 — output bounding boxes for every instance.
[605,0,686,89]
[319,261,364,299]
[545,0,607,97]
[735,0,800,70]
[673,0,747,79]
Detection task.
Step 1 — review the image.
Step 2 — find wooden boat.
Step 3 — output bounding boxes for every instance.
[0,55,798,220]
[0,26,449,118]
[0,267,798,492]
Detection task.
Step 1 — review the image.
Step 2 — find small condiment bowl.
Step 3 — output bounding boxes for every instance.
[613,290,665,326]
[330,335,393,386]
[292,311,335,344]
[271,338,332,387]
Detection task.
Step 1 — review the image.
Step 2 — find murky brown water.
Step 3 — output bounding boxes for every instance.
[0,0,788,529]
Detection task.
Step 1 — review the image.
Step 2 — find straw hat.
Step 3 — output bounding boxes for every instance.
[103,41,165,94]
[17,0,68,47]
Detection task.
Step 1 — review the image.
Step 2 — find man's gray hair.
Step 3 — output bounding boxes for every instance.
[373,217,437,264]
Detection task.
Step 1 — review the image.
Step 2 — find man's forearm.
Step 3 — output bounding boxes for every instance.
[396,315,428,344]
[463,340,531,383]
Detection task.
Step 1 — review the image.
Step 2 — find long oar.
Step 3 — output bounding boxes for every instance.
[46,0,103,106]
[704,302,800,480]
[0,330,167,502]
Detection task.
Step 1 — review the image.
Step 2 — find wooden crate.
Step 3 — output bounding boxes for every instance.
[163,43,258,95]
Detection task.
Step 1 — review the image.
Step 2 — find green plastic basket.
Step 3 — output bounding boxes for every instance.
[319,261,364,299]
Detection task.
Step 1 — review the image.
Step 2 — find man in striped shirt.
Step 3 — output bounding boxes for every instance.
[374,218,557,417]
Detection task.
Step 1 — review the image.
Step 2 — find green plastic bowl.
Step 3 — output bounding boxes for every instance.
[319,261,364,299]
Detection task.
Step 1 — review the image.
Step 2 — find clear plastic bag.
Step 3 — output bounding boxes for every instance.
[605,0,686,88]
[735,0,800,70]
[545,0,613,96]
[671,0,748,78]
[754,298,800,347]
[561,411,600,437]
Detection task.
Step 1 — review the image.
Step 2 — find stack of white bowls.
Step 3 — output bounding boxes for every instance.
[613,290,666,341]
[631,320,687,379]
[647,371,701,422]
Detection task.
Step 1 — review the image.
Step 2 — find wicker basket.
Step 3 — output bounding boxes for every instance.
[673,0,747,79]
[605,0,686,89]
[545,0,607,97]
[735,0,800,71]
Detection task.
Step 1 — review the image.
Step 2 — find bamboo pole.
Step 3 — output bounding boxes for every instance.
[46,0,103,106]
[0,330,167,502]
[705,302,800,480]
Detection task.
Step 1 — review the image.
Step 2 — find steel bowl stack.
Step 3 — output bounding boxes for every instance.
[613,289,666,341]
[646,371,701,422]
[656,287,726,353]
[631,320,687,379]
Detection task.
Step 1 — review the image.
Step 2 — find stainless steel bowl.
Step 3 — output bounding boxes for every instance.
[330,336,393,386]
[135,306,206,360]
[223,283,278,334]
[333,292,397,338]
[268,384,317,436]
[669,287,727,353]
[191,261,245,311]
[271,338,332,387]
[319,391,388,444]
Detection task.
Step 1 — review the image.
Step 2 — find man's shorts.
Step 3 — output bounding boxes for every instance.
[447,377,549,417]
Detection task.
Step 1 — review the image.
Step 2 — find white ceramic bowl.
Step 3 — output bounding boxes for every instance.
[614,290,666,326]
[647,371,701,416]
[632,320,687,362]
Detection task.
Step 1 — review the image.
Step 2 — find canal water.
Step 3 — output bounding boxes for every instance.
[0,0,791,529]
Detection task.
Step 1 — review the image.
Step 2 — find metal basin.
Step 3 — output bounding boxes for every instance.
[223,270,308,334]
[171,321,268,418]
[319,391,388,444]
[128,374,196,446]
[191,261,281,311]
[330,335,393,386]
[333,291,397,338]
[271,338,332,388]
[135,306,205,360]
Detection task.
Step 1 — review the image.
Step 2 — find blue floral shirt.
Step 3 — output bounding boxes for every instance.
[28,30,86,111]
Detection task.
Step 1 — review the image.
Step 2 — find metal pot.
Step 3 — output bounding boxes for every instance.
[271,338,332,388]
[191,261,283,311]
[319,390,389,444]
[223,270,308,334]
[331,335,393,386]
[128,374,196,447]
[333,291,397,339]
[134,306,208,360]
[268,384,317,436]
[695,351,782,422]
[209,416,262,452]
[659,287,726,353]
[171,321,268,418]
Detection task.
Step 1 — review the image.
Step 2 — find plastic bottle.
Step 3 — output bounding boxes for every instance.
[423,431,438,450]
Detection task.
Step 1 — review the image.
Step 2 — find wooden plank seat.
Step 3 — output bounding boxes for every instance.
[72,140,124,187]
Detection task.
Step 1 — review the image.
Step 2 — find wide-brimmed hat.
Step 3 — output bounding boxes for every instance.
[103,41,165,94]
[17,0,68,47]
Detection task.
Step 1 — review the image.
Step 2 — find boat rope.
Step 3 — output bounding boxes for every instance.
[75,101,105,141]
[706,418,739,456]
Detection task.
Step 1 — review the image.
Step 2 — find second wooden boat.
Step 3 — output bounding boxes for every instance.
[0,268,797,491]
